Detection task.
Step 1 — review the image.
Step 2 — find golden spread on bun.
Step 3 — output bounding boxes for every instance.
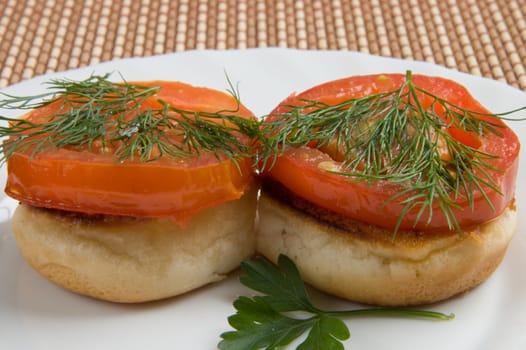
[256,72,520,306]
[1,76,258,303]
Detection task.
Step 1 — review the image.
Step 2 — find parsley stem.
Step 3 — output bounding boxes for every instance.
[324,308,455,320]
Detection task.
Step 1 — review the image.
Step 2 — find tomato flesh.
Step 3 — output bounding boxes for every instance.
[264,74,520,232]
[5,81,255,222]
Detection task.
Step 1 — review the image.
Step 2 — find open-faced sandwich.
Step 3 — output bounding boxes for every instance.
[1,75,258,303]
[257,72,520,306]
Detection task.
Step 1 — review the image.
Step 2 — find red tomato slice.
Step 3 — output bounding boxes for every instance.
[263,74,520,232]
[5,81,255,223]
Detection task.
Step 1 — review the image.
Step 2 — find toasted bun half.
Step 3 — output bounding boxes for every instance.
[256,183,517,306]
[11,186,257,303]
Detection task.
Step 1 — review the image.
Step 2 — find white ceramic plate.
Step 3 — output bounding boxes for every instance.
[1,49,525,350]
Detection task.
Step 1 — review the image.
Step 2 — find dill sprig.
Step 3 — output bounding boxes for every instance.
[259,71,525,232]
[0,74,259,165]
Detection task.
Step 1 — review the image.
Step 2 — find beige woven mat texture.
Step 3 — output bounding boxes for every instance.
[1,0,525,90]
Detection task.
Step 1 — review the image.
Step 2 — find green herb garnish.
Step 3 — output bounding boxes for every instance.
[0,73,259,165]
[2,72,524,231]
[219,255,454,350]
[258,71,525,232]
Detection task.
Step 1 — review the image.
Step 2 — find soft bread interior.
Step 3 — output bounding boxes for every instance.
[256,185,517,306]
[12,186,258,303]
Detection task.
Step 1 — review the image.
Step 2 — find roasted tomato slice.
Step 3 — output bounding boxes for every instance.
[4,81,255,223]
[262,74,520,232]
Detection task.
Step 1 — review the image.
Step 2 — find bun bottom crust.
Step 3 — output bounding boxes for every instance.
[256,185,517,306]
[11,187,257,303]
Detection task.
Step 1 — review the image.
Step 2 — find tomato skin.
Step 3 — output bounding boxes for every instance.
[264,74,520,232]
[5,81,255,222]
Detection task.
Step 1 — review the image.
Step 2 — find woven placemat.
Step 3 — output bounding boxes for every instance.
[0,0,525,90]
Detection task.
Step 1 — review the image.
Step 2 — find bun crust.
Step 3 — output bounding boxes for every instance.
[12,187,257,303]
[256,183,517,306]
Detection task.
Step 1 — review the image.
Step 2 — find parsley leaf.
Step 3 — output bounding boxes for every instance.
[218,254,454,350]
[239,254,317,313]
[298,315,349,350]
[220,296,313,349]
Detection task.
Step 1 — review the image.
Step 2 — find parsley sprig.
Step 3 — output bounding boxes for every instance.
[219,255,454,350]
